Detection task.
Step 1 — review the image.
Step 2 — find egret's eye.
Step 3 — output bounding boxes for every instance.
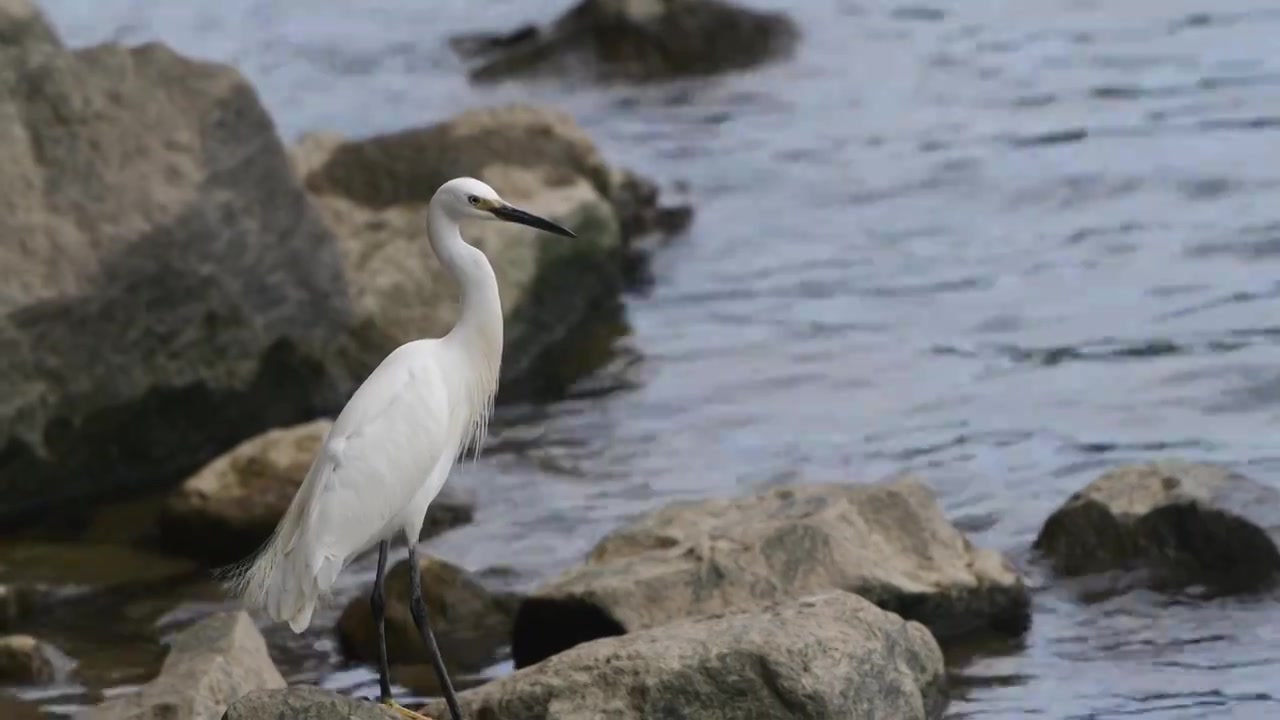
[467,195,481,206]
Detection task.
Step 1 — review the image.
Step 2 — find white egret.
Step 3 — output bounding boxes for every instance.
[220,177,577,720]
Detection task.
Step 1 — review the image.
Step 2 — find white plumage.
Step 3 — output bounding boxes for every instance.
[218,177,576,720]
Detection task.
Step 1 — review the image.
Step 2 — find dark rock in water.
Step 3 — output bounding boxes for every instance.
[512,477,1029,668]
[88,611,284,720]
[0,583,38,632]
[223,686,405,720]
[159,420,474,565]
[451,0,800,84]
[424,592,948,720]
[1034,460,1280,592]
[337,553,520,675]
[0,1,354,529]
[0,634,59,684]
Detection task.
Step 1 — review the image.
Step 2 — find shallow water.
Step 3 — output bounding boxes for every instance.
[20,0,1280,717]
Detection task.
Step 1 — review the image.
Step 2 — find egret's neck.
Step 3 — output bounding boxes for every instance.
[427,203,503,405]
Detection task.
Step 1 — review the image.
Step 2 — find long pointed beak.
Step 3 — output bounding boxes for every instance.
[490,204,577,238]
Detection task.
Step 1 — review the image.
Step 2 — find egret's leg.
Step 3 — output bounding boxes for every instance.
[406,544,465,720]
[373,540,437,720]
[371,540,394,704]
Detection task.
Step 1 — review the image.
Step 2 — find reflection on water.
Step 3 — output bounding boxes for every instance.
[22,0,1280,717]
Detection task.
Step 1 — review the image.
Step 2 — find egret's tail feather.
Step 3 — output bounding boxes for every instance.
[216,532,325,632]
[215,451,335,633]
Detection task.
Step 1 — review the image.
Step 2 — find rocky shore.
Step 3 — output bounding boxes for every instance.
[5,0,1279,719]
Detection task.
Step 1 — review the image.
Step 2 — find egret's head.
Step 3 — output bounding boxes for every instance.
[434,177,577,238]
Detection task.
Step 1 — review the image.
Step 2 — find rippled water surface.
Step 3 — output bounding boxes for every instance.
[27,0,1280,717]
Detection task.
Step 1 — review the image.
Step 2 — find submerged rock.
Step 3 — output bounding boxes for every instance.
[512,477,1029,668]
[0,542,198,591]
[89,611,284,720]
[1034,461,1280,592]
[424,592,947,720]
[293,103,689,400]
[0,1,354,528]
[0,635,58,684]
[224,686,406,720]
[159,420,474,565]
[337,553,519,676]
[452,0,799,84]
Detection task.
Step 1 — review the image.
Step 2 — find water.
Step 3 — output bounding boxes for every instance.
[20,0,1280,717]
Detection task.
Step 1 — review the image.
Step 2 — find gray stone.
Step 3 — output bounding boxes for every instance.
[0,634,58,684]
[1034,460,1280,592]
[451,0,799,84]
[159,420,474,564]
[291,103,675,401]
[513,477,1029,667]
[425,592,947,720]
[337,553,519,676]
[222,686,406,720]
[0,4,354,528]
[89,611,284,720]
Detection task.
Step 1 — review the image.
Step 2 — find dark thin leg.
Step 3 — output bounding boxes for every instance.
[371,540,394,704]
[407,544,465,720]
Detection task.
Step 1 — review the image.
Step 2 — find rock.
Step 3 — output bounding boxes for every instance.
[424,592,948,720]
[451,0,800,84]
[0,0,57,50]
[0,694,42,720]
[0,635,57,684]
[223,686,407,720]
[0,541,198,591]
[0,583,36,632]
[89,611,284,720]
[1033,460,1280,592]
[337,553,519,675]
[512,477,1029,668]
[0,4,354,529]
[158,420,475,565]
[292,103,686,401]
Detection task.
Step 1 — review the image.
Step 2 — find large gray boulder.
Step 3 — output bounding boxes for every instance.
[451,0,800,84]
[88,611,284,720]
[1034,460,1280,592]
[158,420,474,564]
[0,2,354,528]
[424,592,947,720]
[513,477,1030,668]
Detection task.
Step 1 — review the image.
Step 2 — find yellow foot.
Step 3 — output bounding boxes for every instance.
[381,698,436,720]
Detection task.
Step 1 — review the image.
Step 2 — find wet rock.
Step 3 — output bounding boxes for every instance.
[292,103,687,401]
[0,694,43,720]
[159,420,474,565]
[1033,461,1280,592]
[223,686,406,720]
[338,553,519,675]
[512,477,1029,668]
[424,592,948,720]
[0,583,37,632]
[452,0,800,84]
[0,542,198,592]
[0,3,354,529]
[0,635,57,684]
[89,611,284,720]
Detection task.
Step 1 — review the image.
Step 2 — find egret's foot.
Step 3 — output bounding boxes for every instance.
[380,698,436,720]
